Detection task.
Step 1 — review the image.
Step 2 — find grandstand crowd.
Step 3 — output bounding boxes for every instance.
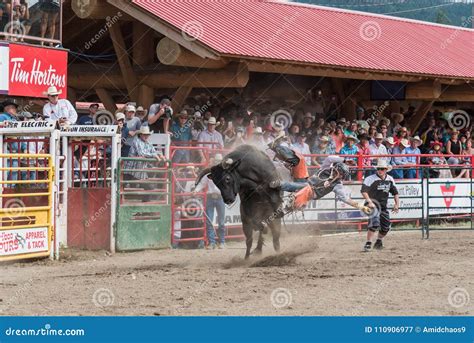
[0,85,473,180]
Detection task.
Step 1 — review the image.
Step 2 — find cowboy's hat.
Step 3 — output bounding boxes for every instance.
[208,117,218,125]
[399,138,410,148]
[319,135,330,142]
[138,126,154,135]
[1,99,18,109]
[384,137,395,145]
[410,135,423,144]
[391,113,404,122]
[303,113,313,120]
[374,133,384,140]
[125,105,136,112]
[44,86,62,96]
[374,159,392,171]
[254,127,263,134]
[345,134,359,143]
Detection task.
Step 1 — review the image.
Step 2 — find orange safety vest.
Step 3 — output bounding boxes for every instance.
[291,152,309,179]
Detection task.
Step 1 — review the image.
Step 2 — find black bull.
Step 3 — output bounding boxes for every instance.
[195,145,283,259]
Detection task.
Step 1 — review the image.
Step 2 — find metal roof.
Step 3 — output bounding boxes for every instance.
[132,0,474,79]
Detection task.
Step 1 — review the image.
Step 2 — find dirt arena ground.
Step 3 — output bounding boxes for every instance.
[1,230,473,316]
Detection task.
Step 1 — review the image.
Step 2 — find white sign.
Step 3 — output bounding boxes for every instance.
[60,125,117,135]
[0,227,49,257]
[0,45,9,94]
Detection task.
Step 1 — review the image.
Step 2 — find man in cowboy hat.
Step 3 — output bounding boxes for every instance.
[340,134,359,172]
[361,159,399,252]
[42,86,77,125]
[369,133,389,167]
[311,135,334,166]
[0,99,19,123]
[403,136,422,179]
[390,138,410,179]
[124,126,166,202]
[194,153,227,249]
[197,116,224,161]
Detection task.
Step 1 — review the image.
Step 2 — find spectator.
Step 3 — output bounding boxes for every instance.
[148,98,173,133]
[230,127,246,149]
[249,126,265,148]
[216,116,227,135]
[0,100,27,182]
[402,136,422,179]
[42,86,77,125]
[344,121,358,137]
[136,106,148,125]
[456,147,472,179]
[124,126,166,202]
[332,126,345,153]
[383,137,395,161]
[197,117,224,160]
[357,134,371,176]
[446,130,462,176]
[379,122,389,138]
[288,123,300,144]
[194,153,227,249]
[124,104,142,154]
[291,132,311,165]
[39,0,60,45]
[394,126,408,144]
[391,138,409,179]
[368,126,377,143]
[301,112,314,137]
[77,103,98,125]
[389,113,404,136]
[115,112,130,157]
[171,110,192,163]
[369,133,388,166]
[311,135,334,166]
[420,117,437,144]
[339,134,359,167]
[427,141,451,178]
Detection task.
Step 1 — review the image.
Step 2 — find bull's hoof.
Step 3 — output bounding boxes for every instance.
[252,248,263,256]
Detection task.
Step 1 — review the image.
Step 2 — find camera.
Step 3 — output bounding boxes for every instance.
[164,106,173,119]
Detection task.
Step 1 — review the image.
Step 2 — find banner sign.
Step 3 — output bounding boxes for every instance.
[0,227,49,257]
[8,43,68,98]
[0,43,8,94]
[60,125,118,135]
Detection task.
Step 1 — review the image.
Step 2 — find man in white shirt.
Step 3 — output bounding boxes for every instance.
[197,117,224,161]
[42,86,77,125]
[369,133,388,165]
[291,132,311,165]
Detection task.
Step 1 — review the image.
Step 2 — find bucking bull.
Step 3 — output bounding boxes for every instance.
[195,144,282,259]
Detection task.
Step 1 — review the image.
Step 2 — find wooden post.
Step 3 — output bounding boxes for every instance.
[95,88,117,113]
[137,84,154,111]
[109,23,139,101]
[407,101,434,133]
[133,22,154,66]
[171,86,193,112]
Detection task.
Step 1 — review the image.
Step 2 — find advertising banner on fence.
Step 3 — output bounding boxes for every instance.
[0,227,49,257]
[8,43,68,98]
[0,43,9,94]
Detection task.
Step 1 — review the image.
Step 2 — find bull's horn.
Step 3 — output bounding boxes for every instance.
[222,158,233,169]
[195,167,212,186]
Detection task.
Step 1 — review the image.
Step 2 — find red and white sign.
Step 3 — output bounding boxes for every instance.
[0,227,49,257]
[440,183,455,208]
[8,43,68,98]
